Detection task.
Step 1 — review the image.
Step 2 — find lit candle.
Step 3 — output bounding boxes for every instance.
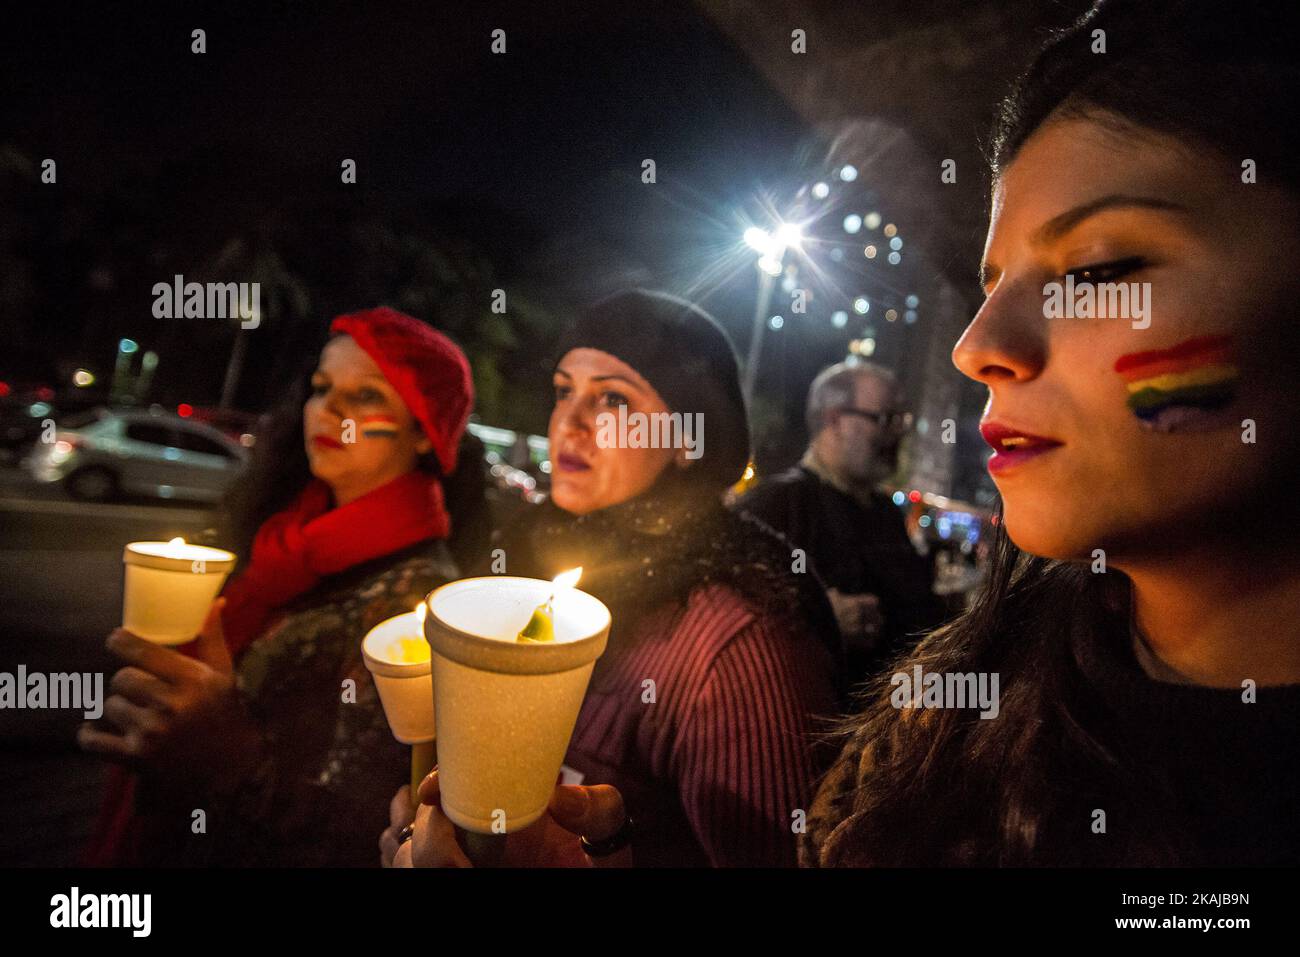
[515,567,583,643]
[122,537,236,645]
[361,603,436,805]
[423,573,611,838]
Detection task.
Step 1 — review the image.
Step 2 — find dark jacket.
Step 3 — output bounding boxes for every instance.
[123,542,456,867]
[483,480,842,865]
[803,586,1300,866]
[738,465,946,686]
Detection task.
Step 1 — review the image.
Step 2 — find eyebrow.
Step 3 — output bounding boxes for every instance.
[310,371,389,385]
[553,368,644,390]
[1032,194,1188,244]
[979,194,1189,289]
[590,375,642,389]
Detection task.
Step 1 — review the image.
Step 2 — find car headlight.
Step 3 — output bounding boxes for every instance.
[49,440,75,465]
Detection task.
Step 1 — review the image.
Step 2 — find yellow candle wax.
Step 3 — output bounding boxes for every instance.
[514,567,581,643]
[386,636,432,663]
[516,602,555,643]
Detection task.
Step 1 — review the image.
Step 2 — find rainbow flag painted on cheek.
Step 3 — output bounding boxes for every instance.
[359,414,401,438]
[1113,334,1238,432]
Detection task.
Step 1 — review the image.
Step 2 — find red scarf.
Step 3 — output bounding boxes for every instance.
[83,469,449,866]
[220,470,449,657]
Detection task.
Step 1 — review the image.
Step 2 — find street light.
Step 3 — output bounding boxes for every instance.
[111,339,139,403]
[743,227,770,253]
[733,172,906,409]
[741,220,802,406]
[774,222,803,249]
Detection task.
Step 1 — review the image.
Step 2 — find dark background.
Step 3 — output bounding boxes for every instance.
[2,0,1090,450]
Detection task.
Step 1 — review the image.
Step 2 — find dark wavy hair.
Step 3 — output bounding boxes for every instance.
[825,0,1300,866]
[219,359,315,562]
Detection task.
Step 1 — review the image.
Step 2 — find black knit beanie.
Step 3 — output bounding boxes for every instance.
[554,289,751,492]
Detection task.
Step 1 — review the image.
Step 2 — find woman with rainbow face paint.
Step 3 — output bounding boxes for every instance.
[81,308,487,867]
[793,0,1300,867]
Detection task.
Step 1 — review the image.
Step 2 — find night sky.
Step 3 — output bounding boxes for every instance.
[4,2,831,412]
[1,0,1058,495]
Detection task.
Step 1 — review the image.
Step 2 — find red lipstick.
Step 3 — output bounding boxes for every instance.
[980,421,1064,474]
[312,435,344,450]
[556,453,590,473]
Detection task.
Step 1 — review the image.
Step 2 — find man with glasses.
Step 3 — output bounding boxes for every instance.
[738,361,946,689]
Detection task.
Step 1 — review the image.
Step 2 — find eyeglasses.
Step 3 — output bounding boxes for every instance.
[835,408,914,432]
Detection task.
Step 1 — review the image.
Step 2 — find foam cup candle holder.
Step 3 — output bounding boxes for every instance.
[423,571,610,837]
[122,538,236,645]
[362,606,437,801]
[362,606,437,745]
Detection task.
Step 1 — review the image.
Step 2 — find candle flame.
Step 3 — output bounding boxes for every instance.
[168,537,185,546]
[553,567,582,590]
[415,601,428,626]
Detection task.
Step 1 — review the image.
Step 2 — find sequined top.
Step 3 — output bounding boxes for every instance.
[133,542,456,866]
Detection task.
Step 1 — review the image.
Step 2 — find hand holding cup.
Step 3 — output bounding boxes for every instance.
[388,769,631,868]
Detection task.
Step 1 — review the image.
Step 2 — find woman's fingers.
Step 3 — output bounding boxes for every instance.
[548,784,626,840]
[381,784,414,864]
[406,769,471,867]
[407,775,630,869]
[379,816,408,868]
[109,666,176,710]
[105,629,200,684]
[76,721,138,762]
[409,800,472,868]
[390,784,414,828]
[549,784,632,866]
[102,694,162,738]
[416,766,441,805]
[379,790,411,868]
[82,695,168,765]
[191,598,233,674]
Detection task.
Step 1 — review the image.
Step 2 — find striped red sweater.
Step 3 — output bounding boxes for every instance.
[564,582,839,866]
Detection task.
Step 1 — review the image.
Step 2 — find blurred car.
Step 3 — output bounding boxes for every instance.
[0,396,57,464]
[24,407,248,503]
[189,406,263,449]
[467,421,550,503]
[489,461,547,505]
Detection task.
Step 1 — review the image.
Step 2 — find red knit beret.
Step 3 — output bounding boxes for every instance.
[330,307,474,476]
